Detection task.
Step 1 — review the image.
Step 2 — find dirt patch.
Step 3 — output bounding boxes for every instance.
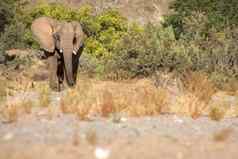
[1,115,238,159]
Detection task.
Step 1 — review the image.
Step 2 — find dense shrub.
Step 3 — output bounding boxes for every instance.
[0,0,29,61]
[165,0,238,38]
[0,0,16,33]
[160,0,238,85]
[106,24,190,78]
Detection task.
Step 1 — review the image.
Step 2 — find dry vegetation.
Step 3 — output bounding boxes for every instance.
[57,71,237,120]
[1,62,238,122]
[60,78,169,119]
[213,128,233,142]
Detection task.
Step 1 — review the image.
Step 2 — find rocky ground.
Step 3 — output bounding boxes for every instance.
[1,113,238,159]
[32,0,171,24]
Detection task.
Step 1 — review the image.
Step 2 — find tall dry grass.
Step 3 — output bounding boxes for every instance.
[59,72,237,120]
[2,65,237,121]
[60,78,169,119]
[169,72,218,119]
[0,99,34,123]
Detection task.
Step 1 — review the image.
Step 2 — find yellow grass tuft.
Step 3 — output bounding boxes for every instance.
[209,106,226,121]
[167,71,218,118]
[1,104,18,123]
[21,99,34,114]
[172,92,210,119]
[100,90,115,117]
[38,85,51,107]
[213,128,233,142]
[60,78,169,119]
[182,71,217,104]
[1,99,34,123]
[86,128,97,146]
[60,80,94,120]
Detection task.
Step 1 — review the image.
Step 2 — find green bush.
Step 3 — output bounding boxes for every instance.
[106,24,191,78]
[162,0,238,84]
[176,12,238,77]
[0,0,16,33]
[0,0,28,60]
[164,0,238,38]
[0,22,27,53]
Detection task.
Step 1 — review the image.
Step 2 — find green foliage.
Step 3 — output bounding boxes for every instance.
[107,24,190,78]
[173,0,238,26]
[0,0,28,59]
[160,0,238,84]
[0,22,27,53]
[174,11,238,78]
[165,0,238,38]
[0,0,16,33]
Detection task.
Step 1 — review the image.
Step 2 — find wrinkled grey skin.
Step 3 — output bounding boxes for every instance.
[31,17,85,91]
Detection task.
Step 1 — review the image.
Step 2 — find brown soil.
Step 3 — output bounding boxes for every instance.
[1,114,238,159]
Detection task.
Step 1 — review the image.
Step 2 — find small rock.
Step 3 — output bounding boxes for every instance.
[56,96,61,101]
[120,117,127,122]
[173,116,184,124]
[2,133,14,141]
[176,152,184,159]
[94,147,110,159]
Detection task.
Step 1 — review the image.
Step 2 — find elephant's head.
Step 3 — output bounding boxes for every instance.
[31,17,85,87]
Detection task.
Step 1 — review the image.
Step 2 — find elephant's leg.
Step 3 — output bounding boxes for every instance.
[72,46,84,83]
[72,54,79,83]
[48,54,59,91]
[57,57,65,91]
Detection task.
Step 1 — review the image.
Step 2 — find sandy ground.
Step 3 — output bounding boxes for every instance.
[1,113,238,159]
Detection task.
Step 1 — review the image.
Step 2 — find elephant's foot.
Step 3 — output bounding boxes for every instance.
[49,80,66,92]
[49,81,61,92]
[59,82,65,91]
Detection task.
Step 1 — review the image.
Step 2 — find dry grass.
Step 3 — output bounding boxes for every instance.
[38,85,51,107]
[1,99,34,123]
[85,128,97,146]
[21,100,34,114]
[182,71,217,104]
[213,128,233,142]
[172,93,207,119]
[60,78,169,119]
[1,104,18,123]
[0,77,8,103]
[166,72,217,118]
[2,60,237,121]
[209,106,226,121]
[60,80,93,120]
[58,72,236,119]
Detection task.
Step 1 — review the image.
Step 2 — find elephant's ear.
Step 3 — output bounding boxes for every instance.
[71,21,85,54]
[31,17,57,53]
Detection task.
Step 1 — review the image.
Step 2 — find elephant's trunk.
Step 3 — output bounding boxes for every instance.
[63,47,75,87]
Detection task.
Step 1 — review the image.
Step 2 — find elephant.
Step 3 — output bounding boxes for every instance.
[31,17,85,91]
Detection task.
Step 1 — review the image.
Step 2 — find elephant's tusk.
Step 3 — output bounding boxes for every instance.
[73,50,77,55]
[59,49,63,53]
